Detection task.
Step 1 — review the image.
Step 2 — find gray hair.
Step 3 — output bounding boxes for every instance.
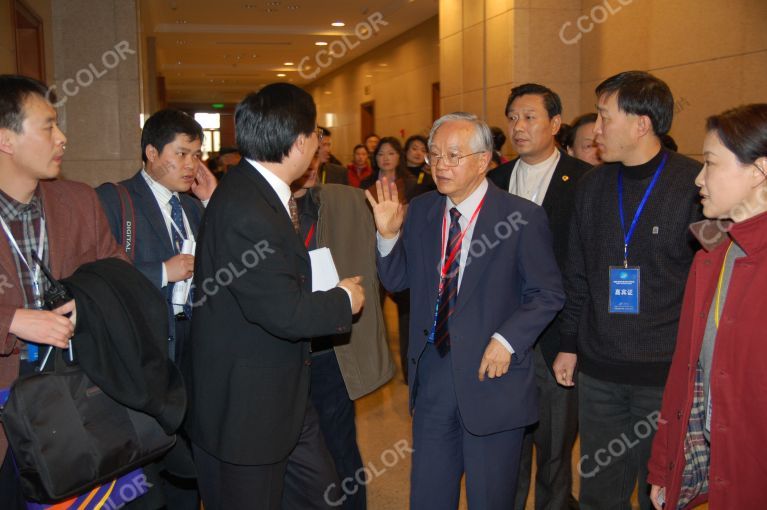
[428,112,494,153]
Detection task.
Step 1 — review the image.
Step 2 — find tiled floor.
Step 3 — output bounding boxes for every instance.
[356,299,662,510]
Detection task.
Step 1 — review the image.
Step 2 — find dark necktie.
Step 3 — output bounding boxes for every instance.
[434,207,462,356]
[288,195,300,234]
[169,195,192,318]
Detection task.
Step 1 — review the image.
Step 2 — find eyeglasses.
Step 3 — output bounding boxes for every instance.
[316,127,324,143]
[425,151,484,167]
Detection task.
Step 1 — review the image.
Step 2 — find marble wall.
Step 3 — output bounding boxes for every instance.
[305,17,440,166]
[440,0,767,159]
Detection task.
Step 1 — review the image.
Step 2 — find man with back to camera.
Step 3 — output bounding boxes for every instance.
[489,83,591,510]
[0,74,127,508]
[96,108,217,509]
[185,83,365,510]
[553,71,702,510]
[367,111,565,509]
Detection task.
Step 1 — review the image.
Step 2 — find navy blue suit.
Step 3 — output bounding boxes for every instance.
[377,180,564,509]
[96,171,204,360]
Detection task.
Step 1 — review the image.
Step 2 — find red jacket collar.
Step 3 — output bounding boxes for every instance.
[690,210,767,255]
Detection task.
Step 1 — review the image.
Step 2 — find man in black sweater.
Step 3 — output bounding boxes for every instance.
[489,83,590,510]
[553,71,702,510]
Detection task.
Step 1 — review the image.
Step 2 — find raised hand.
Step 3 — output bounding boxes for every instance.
[191,160,218,201]
[364,177,406,239]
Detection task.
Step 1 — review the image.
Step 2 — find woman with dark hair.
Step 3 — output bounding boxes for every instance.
[648,104,767,510]
[361,137,416,201]
[563,113,601,166]
[362,137,417,382]
[404,135,436,192]
[346,144,372,188]
[490,125,509,164]
[364,133,380,169]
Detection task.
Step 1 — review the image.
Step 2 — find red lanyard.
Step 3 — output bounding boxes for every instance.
[438,195,486,288]
[304,223,316,249]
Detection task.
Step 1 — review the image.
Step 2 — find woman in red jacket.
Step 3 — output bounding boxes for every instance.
[648,103,767,509]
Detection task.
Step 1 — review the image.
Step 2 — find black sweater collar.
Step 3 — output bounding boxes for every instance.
[619,149,666,180]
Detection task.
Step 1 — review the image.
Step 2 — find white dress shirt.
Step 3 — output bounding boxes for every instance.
[377,179,515,353]
[508,148,560,205]
[245,158,293,216]
[141,170,200,307]
[245,158,353,309]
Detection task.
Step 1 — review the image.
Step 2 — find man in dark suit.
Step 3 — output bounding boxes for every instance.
[186,83,365,510]
[96,109,217,509]
[367,112,565,509]
[318,126,348,184]
[488,83,591,510]
[0,75,128,508]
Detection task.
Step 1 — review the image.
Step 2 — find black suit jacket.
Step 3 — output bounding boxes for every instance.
[186,160,352,465]
[488,150,591,370]
[96,171,204,348]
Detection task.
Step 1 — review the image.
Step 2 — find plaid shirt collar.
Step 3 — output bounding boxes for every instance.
[0,186,44,223]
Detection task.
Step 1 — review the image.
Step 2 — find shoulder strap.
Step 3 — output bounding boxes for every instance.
[113,183,136,262]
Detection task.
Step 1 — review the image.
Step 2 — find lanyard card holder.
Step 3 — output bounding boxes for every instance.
[608,266,640,314]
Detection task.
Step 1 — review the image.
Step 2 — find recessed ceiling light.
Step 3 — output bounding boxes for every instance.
[324,90,332,95]
[315,41,328,46]
[331,21,345,27]
[277,73,286,77]
[286,4,299,10]
[365,74,373,78]
[284,61,294,66]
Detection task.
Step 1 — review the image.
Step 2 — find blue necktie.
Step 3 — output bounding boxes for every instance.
[169,195,192,318]
[434,207,462,357]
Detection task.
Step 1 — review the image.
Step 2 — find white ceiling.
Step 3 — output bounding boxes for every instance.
[139,0,438,106]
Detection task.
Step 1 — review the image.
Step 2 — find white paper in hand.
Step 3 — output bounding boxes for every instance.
[309,247,340,292]
[171,239,195,305]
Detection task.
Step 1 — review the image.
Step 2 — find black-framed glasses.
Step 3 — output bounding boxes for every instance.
[425,151,484,167]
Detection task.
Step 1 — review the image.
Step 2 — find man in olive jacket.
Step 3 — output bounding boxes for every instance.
[293,157,395,509]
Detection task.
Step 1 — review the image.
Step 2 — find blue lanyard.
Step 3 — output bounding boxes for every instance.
[618,153,668,267]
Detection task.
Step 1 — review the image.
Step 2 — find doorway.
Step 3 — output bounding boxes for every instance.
[360,101,375,143]
[13,0,45,81]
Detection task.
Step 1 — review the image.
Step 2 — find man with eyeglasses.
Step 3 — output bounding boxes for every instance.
[366,112,565,510]
[186,84,365,510]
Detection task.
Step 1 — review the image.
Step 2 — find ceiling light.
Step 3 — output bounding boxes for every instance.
[277,73,286,77]
[283,61,294,66]
[315,41,328,46]
[331,21,345,27]
[286,4,299,10]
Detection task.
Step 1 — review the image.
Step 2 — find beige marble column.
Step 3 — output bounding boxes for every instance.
[51,0,142,186]
[439,0,582,155]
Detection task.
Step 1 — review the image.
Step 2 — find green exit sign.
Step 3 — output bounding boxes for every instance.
[211,103,225,109]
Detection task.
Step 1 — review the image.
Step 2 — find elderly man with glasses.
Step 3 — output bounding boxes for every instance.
[366,112,565,510]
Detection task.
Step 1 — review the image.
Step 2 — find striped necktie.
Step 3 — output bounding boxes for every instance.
[433,207,462,356]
